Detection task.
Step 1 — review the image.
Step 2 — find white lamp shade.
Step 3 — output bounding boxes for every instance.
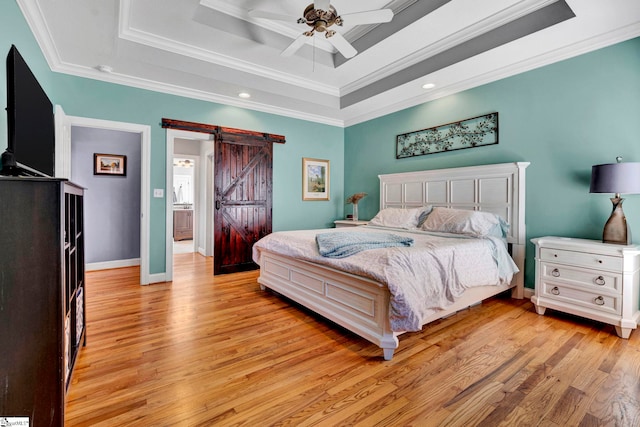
[590,162,640,194]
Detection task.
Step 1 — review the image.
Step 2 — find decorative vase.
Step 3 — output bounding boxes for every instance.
[352,203,359,221]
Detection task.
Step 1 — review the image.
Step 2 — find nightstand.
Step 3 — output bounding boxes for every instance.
[334,220,369,228]
[531,236,640,338]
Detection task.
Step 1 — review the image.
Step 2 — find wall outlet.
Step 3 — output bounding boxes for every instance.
[153,189,164,198]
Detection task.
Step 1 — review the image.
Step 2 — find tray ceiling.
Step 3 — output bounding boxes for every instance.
[16,0,640,126]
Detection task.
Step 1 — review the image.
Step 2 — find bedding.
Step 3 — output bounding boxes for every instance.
[252,225,518,332]
[368,206,431,229]
[421,207,508,237]
[316,231,414,258]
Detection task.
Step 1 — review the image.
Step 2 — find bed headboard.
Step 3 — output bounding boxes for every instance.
[379,162,529,295]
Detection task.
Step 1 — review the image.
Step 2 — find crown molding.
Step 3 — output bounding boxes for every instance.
[342,22,640,127]
[199,0,336,53]
[341,0,560,96]
[14,0,640,130]
[54,59,347,127]
[15,0,64,68]
[120,0,340,97]
[13,0,339,126]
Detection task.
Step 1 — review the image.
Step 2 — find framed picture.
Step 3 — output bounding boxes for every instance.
[302,157,330,201]
[94,153,127,176]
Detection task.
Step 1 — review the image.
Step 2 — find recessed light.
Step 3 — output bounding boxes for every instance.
[96,65,113,73]
[422,83,435,90]
[238,92,251,99]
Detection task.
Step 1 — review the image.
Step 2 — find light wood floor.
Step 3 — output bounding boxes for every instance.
[65,253,640,426]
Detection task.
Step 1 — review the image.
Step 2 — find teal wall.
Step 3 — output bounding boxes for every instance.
[3,0,640,287]
[345,37,640,287]
[0,0,344,275]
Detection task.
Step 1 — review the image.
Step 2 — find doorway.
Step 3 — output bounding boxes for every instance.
[165,129,215,282]
[55,107,151,284]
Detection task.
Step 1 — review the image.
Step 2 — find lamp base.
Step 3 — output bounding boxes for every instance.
[602,197,632,245]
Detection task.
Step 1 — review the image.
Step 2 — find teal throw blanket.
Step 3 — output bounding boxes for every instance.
[316,231,414,258]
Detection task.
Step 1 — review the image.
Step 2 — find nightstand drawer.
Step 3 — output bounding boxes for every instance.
[541,282,620,316]
[540,262,621,293]
[540,248,622,271]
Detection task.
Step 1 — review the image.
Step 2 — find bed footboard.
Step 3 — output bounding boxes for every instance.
[257,251,400,360]
[257,250,518,360]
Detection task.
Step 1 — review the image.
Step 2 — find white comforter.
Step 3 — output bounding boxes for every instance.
[252,226,519,332]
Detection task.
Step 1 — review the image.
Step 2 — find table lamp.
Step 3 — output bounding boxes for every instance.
[589,157,640,245]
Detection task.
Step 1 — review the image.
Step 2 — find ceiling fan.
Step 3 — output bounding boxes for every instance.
[248,1,394,59]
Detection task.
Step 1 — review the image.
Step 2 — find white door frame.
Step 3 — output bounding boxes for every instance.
[165,129,214,282]
[56,108,151,285]
[205,152,215,257]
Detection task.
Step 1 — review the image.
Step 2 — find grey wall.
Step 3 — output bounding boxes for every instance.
[71,127,141,264]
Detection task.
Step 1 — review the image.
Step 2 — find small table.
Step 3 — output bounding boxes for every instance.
[334,220,369,228]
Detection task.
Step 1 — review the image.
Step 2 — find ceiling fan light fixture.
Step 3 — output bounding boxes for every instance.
[303,4,338,32]
[255,2,394,59]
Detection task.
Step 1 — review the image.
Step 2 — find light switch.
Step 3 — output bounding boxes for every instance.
[153,189,164,198]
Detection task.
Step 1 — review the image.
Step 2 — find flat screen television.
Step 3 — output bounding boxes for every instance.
[1,45,55,177]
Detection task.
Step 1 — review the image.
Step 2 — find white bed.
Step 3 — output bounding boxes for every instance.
[253,162,529,360]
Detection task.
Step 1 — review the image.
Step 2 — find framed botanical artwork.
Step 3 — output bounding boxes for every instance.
[94,153,127,176]
[302,157,330,201]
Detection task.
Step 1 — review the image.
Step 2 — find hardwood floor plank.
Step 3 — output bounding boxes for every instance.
[64,254,640,426]
[546,386,587,425]
[436,381,504,426]
[586,347,640,427]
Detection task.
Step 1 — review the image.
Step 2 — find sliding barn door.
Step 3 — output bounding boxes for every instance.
[161,119,284,276]
[214,132,273,274]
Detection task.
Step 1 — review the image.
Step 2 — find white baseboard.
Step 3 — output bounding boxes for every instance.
[524,287,534,299]
[147,273,168,284]
[86,258,140,271]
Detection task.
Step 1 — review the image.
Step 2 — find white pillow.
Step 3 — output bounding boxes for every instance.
[369,206,432,229]
[421,207,507,237]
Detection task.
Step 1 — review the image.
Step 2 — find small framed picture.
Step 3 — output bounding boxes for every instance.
[302,157,330,201]
[94,153,127,176]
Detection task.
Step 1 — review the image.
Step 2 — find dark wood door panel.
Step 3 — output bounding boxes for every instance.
[214,134,272,275]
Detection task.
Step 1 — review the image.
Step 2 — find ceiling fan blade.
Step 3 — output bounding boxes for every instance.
[326,32,357,59]
[281,34,309,57]
[248,9,300,22]
[314,0,331,11]
[341,9,394,25]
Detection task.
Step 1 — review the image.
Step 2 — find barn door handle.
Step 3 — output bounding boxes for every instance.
[216,200,221,210]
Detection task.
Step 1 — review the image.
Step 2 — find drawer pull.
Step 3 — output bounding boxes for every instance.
[553,254,558,258]
[551,268,560,277]
[594,276,606,286]
[594,296,605,306]
[550,286,560,295]
[597,259,603,264]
